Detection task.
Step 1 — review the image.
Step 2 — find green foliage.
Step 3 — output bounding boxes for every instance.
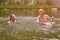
[46,0,53,6]
[0,5,59,9]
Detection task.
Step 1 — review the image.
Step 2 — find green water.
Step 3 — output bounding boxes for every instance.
[0,8,60,40]
[0,8,53,17]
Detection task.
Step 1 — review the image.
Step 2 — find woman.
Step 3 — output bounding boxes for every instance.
[8,14,20,26]
[37,9,54,25]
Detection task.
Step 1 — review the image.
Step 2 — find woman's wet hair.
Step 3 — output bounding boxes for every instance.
[10,14,15,22]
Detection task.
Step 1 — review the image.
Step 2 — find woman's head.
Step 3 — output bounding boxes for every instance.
[39,9,45,15]
[10,14,16,21]
[11,14,15,17]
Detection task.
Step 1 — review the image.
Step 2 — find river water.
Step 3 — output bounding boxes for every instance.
[0,8,60,40]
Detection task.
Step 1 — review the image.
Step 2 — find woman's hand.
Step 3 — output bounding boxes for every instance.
[52,16,55,22]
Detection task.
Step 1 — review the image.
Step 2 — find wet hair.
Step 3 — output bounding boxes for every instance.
[10,14,12,20]
[10,14,15,22]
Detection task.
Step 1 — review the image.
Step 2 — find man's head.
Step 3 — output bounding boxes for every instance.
[39,9,45,15]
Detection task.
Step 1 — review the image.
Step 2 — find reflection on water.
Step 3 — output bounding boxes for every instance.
[0,16,60,40]
[0,9,39,17]
[0,8,60,17]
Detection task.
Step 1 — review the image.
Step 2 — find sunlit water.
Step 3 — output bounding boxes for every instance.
[0,16,60,40]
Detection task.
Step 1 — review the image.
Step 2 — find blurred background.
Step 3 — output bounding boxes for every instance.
[0,0,59,6]
[0,0,60,17]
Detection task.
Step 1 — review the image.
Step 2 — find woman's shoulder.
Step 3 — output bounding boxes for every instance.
[44,15,49,16]
[38,15,40,17]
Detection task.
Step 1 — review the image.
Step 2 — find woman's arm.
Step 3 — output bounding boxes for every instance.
[13,15,20,23]
[47,15,53,22]
[36,15,40,22]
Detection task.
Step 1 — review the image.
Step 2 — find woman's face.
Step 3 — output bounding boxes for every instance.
[39,11,44,15]
[39,9,45,15]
